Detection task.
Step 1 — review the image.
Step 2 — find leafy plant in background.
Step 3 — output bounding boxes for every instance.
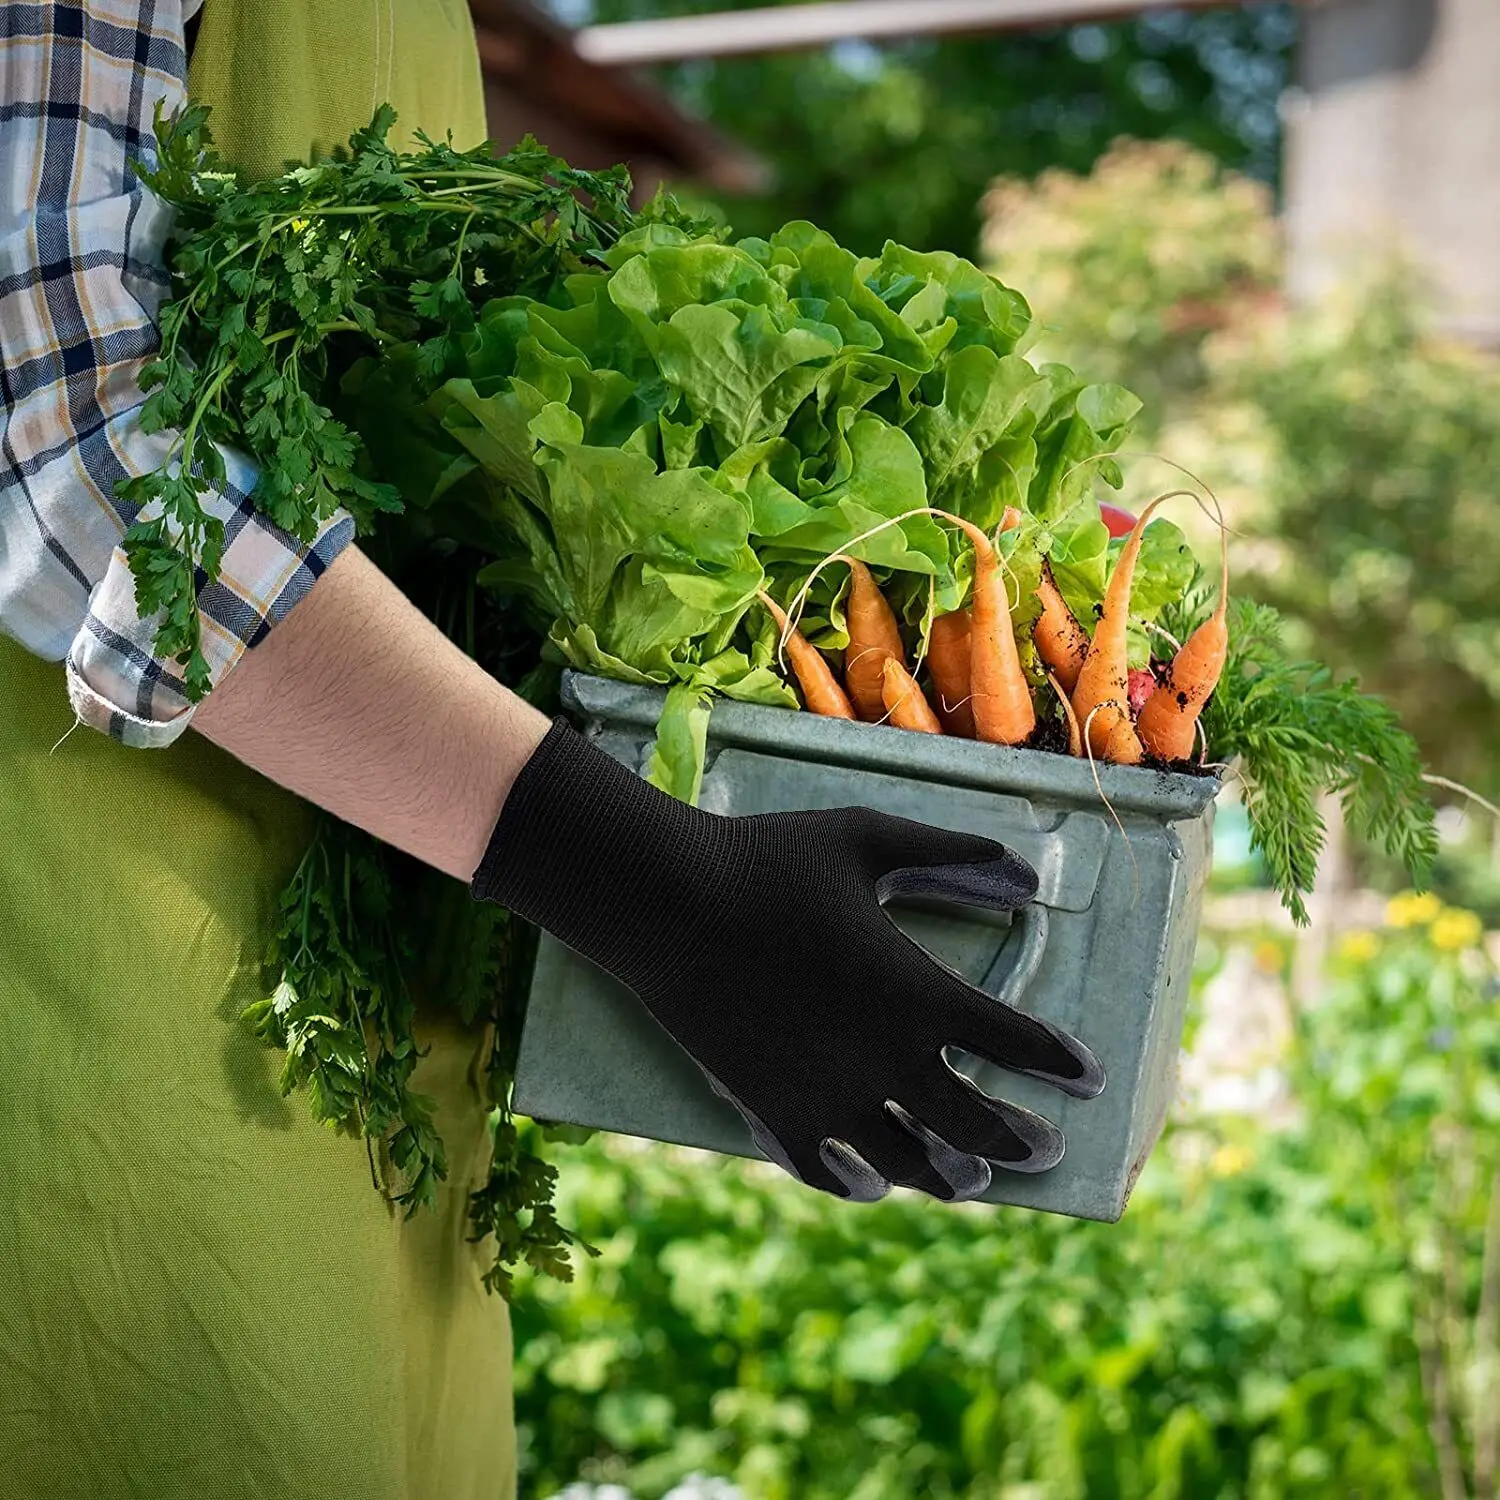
[980,138,1278,439]
[512,910,1500,1500]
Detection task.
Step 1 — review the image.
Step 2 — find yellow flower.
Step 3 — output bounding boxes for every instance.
[1211,1144,1254,1178]
[1338,931,1380,964]
[1253,939,1285,974]
[1385,891,1442,928]
[1430,908,1484,952]
[291,217,310,233]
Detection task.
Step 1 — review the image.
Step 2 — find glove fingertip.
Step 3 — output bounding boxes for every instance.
[819,1138,890,1203]
[1025,1026,1106,1100]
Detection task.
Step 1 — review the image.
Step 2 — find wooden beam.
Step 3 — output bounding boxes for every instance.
[575,0,1241,67]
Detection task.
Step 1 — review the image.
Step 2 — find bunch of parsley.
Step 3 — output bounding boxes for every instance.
[123,100,646,695]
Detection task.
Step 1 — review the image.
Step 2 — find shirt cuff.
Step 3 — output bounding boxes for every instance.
[66,456,356,747]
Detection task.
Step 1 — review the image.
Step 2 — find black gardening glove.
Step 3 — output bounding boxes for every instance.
[474,720,1105,1203]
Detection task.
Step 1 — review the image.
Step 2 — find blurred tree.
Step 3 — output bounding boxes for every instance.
[546,0,1296,256]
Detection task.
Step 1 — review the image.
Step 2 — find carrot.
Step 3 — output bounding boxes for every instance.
[758,591,856,719]
[1033,560,1089,695]
[1136,511,1229,762]
[1049,672,1083,759]
[943,514,1036,745]
[1069,495,1170,765]
[997,506,1087,695]
[881,657,943,734]
[842,558,906,722]
[926,609,976,737]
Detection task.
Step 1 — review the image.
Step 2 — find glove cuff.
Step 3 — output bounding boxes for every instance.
[471,717,711,992]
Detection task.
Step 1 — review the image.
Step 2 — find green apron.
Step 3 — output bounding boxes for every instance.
[0,7,515,1498]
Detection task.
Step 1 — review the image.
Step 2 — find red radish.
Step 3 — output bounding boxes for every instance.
[1128,669,1156,716]
[1099,503,1137,540]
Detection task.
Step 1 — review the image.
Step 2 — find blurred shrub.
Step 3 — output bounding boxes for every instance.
[514,915,1500,1500]
[982,139,1279,433]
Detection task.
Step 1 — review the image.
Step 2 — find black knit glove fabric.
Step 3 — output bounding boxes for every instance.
[474,719,1105,1203]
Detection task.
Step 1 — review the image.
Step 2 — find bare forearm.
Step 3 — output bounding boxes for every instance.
[193,547,549,881]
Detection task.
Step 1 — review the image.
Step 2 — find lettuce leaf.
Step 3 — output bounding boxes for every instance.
[369,220,1178,800]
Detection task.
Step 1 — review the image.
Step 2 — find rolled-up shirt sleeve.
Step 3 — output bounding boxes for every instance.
[0,0,354,747]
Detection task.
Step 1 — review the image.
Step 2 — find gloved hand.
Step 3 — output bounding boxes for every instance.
[473,719,1104,1203]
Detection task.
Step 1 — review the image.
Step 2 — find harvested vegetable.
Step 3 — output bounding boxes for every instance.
[1136,522,1229,762]
[760,593,856,720]
[1127,669,1157,716]
[1070,497,1169,765]
[881,657,943,734]
[1033,559,1089,696]
[843,559,907,722]
[927,609,976,737]
[942,514,1036,746]
[998,505,1087,695]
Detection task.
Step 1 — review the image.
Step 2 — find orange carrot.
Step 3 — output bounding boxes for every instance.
[881,657,943,734]
[927,609,976,737]
[1136,513,1229,762]
[997,507,1088,695]
[759,591,856,719]
[842,558,906,722]
[1070,495,1169,765]
[942,514,1036,745]
[1033,560,1089,695]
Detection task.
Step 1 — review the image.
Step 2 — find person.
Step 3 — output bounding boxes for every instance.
[0,3,1103,1498]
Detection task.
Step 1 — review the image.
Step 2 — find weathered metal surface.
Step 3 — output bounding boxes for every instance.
[513,673,1219,1221]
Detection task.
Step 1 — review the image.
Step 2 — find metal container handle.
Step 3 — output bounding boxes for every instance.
[979,902,1049,1010]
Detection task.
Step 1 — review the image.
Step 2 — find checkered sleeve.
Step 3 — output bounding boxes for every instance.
[0,0,354,747]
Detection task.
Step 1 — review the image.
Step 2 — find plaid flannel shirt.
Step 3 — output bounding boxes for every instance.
[1,0,353,746]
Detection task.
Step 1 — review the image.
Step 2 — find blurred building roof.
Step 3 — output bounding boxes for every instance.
[574,0,1237,66]
[469,0,768,197]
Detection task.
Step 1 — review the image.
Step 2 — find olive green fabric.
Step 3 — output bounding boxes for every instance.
[188,0,489,180]
[0,9,512,1499]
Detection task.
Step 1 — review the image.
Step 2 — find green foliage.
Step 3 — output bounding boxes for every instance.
[125,102,664,693]
[514,917,1500,1500]
[248,814,591,1296]
[568,1,1295,257]
[1161,593,1438,924]
[361,216,1168,799]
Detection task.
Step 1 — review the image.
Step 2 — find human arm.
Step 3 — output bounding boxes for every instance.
[194,536,1104,1203]
[0,0,352,745]
[192,545,548,882]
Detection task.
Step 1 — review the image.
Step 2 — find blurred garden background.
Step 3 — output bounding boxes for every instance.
[493,1,1500,1494]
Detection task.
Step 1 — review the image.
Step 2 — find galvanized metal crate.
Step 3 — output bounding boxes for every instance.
[512,672,1219,1221]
